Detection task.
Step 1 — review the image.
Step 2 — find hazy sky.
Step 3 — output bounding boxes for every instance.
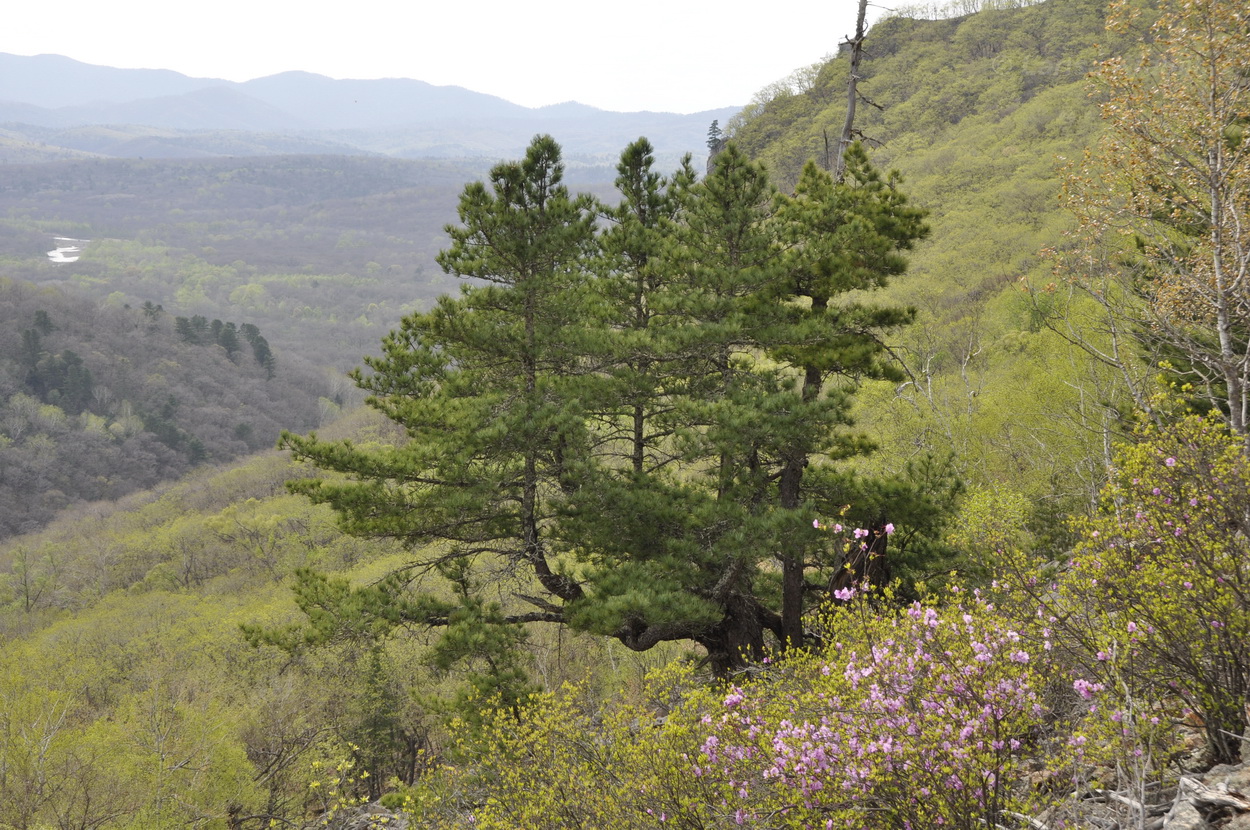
[3,0,890,113]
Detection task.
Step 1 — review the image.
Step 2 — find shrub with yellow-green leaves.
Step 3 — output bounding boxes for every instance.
[398,592,1071,830]
[1041,412,1250,767]
[402,665,727,829]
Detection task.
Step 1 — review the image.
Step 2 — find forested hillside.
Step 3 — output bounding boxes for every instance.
[0,278,331,537]
[2,0,1249,827]
[0,408,668,827]
[729,0,1145,534]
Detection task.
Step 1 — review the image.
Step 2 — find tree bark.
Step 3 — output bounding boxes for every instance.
[777,358,824,651]
[697,594,781,678]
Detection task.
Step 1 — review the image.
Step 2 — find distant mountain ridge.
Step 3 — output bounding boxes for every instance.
[0,53,217,108]
[0,53,736,161]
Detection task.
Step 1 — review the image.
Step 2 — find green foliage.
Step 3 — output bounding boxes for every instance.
[423,562,538,726]
[9,4,1246,823]
[728,0,1143,515]
[0,279,329,539]
[1045,0,1250,438]
[401,594,1069,830]
[401,666,723,829]
[951,483,1035,562]
[0,439,443,826]
[1045,412,1250,766]
[279,134,938,680]
[0,594,272,828]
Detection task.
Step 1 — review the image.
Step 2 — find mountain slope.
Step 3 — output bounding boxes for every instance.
[238,72,532,127]
[729,0,1142,533]
[0,52,217,108]
[71,85,312,131]
[0,4,1190,825]
[0,278,332,538]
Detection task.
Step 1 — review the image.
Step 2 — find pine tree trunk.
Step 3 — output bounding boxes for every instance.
[698,594,776,678]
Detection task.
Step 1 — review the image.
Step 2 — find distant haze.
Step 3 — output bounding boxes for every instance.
[0,54,741,164]
[0,0,885,114]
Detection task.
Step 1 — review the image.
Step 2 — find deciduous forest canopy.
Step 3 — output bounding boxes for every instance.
[1,0,1249,826]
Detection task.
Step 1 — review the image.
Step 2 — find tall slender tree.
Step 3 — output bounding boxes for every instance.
[281,135,596,627]
[563,143,795,673]
[1043,0,1250,443]
[769,145,929,646]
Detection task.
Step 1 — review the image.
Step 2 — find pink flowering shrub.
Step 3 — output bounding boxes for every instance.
[700,592,1056,829]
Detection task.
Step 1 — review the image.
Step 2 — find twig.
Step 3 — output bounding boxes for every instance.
[1088,788,1145,812]
[1004,810,1050,830]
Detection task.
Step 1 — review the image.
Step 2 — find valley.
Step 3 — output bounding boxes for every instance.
[1,0,1248,826]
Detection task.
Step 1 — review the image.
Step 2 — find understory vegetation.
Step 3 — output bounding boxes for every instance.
[1,0,1249,826]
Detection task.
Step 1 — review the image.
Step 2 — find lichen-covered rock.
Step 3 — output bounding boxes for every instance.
[316,802,409,830]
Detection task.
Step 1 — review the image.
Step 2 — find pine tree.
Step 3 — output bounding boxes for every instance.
[18,329,42,372]
[706,120,725,154]
[589,138,693,474]
[567,144,930,668]
[277,137,932,679]
[32,310,54,336]
[769,147,929,642]
[568,143,796,672]
[216,322,241,362]
[280,136,597,675]
[174,316,196,344]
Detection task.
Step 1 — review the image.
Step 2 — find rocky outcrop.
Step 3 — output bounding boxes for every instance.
[1157,766,1250,830]
[1035,760,1250,830]
[315,802,409,830]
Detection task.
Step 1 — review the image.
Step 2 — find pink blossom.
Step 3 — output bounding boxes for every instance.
[1073,679,1104,699]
